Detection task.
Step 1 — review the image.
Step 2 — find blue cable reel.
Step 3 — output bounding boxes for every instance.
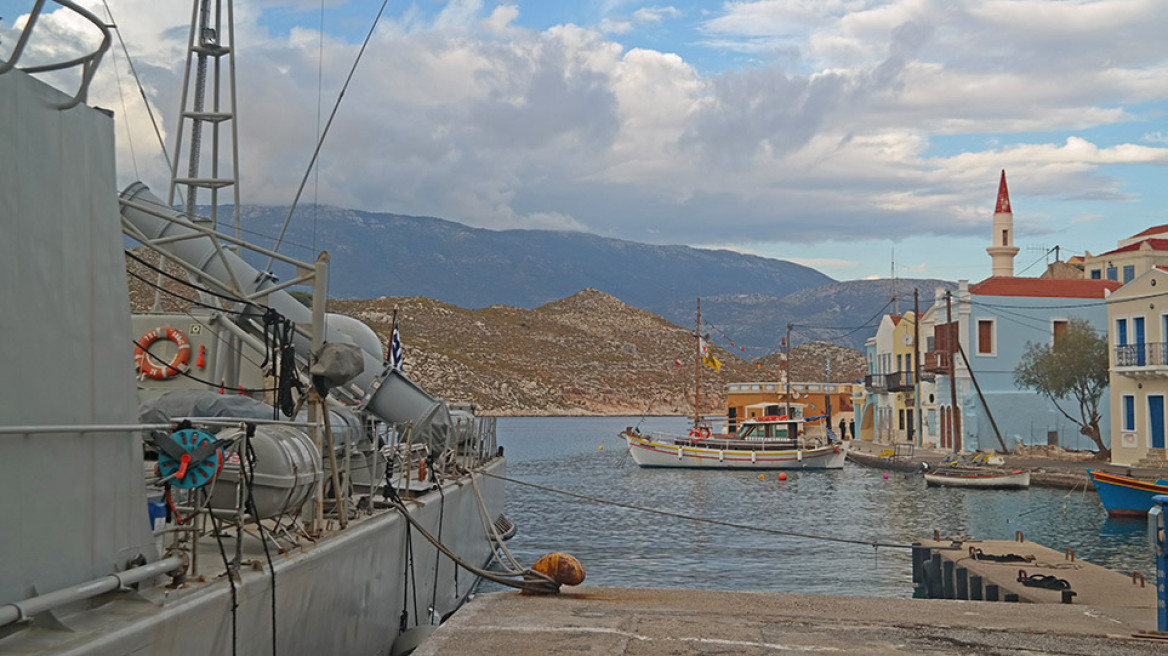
[157,428,224,489]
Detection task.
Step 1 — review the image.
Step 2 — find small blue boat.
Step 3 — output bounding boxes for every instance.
[1088,469,1168,517]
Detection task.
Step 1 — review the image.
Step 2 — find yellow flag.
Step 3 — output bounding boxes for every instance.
[699,338,722,372]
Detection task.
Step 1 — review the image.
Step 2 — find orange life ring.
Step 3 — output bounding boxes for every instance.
[135,327,191,379]
[688,427,711,440]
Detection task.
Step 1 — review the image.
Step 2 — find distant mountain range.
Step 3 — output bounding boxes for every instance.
[226,204,955,354]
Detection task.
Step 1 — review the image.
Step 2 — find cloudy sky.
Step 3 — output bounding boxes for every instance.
[5,0,1168,283]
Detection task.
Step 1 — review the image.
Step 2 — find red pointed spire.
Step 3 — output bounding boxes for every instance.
[995,169,1011,214]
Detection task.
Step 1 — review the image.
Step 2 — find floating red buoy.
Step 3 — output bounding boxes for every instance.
[778,473,788,481]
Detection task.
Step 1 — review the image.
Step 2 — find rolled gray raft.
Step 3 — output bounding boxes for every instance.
[120,182,454,452]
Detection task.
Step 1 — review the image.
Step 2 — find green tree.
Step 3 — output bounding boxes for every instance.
[1013,317,1110,460]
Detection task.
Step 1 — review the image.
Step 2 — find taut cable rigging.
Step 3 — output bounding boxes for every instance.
[482,471,920,551]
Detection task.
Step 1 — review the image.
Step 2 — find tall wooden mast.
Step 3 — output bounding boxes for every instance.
[694,297,701,429]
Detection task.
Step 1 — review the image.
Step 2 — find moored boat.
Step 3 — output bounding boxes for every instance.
[621,414,848,469]
[924,467,1031,489]
[1088,469,1168,517]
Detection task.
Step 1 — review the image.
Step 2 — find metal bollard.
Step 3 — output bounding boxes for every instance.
[942,560,955,599]
[969,574,983,601]
[1150,495,1167,632]
[956,567,968,600]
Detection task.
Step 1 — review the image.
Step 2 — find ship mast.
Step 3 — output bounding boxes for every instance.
[169,0,241,234]
[694,297,701,430]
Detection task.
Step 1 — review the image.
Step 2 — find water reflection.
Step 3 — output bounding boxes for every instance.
[494,416,1154,597]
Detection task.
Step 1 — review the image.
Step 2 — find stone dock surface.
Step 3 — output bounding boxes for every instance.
[915,538,1158,613]
[416,585,1166,655]
[844,439,1168,489]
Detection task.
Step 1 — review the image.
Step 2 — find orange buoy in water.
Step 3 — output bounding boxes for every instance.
[532,553,585,586]
[758,473,765,480]
[778,472,788,481]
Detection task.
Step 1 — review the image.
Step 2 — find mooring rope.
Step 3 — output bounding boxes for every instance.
[384,486,560,594]
[481,472,920,551]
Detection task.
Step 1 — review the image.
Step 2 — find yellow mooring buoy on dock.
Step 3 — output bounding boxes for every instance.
[532,553,586,586]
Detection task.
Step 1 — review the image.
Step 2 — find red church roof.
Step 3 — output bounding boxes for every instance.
[994,170,1011,214]
[1097,238,1168,257]
[970,277,1121,298]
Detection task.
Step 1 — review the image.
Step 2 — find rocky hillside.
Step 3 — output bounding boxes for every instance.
[333,290,867,415]
[331,290,742,415]
[753,342,867,384]
[125,250,867,415]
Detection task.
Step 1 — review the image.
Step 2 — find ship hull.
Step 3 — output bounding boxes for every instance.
[1089,469,1168,518]
[624,433,847,469]
[924,468,1030,489]
[0,458,506,656]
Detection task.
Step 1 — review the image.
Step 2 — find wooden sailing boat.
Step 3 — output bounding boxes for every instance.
[620,299,847,469]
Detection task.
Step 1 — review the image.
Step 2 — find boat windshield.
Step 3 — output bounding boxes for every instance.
[738,423,790,440]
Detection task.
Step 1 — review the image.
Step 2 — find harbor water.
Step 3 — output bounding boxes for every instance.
[493,416,1154,597]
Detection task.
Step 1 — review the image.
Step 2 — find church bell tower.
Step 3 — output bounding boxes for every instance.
[986,170,1019,277]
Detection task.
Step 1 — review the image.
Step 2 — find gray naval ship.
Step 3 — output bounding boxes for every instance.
[0,2,524,653]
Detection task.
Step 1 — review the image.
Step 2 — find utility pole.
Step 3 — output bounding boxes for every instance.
[946,290,961,452]
[914,288,922,447]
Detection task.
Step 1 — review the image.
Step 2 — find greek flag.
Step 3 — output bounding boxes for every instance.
[390,324,404,370]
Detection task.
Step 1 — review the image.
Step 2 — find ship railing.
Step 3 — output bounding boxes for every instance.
[0,0,111,109]
[119,193,322,313]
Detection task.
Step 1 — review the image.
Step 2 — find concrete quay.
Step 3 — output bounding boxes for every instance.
[845,439,1168,490]
[914,538,1157,616]
[416,585,1167,655]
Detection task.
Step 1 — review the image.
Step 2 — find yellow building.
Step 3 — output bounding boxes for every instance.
[861,312,921,444]
[1106,266,1168,467]
[1084,224,1168,284]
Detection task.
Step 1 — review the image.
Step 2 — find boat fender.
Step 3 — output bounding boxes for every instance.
[135,327,191,379]
[531,553,586,586]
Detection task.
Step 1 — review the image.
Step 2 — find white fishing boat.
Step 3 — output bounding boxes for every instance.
[620,298,846,469]
[924,467,1031,489]
[621,413,848,469]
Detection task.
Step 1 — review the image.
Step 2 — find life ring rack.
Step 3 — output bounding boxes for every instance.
[688,426,711,440]
[135,327,191,379]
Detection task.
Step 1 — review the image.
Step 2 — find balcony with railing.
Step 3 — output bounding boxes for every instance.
[887,371,914,391]
[864,373,887,391]
[922,351,951,375]
[1114,342,1168,377]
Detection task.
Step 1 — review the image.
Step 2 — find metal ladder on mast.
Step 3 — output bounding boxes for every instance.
[168,0,241,235]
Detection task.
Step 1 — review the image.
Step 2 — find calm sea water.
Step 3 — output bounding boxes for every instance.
[493,416,1154,597]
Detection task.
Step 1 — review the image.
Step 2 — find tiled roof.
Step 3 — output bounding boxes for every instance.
[890,315,902,326]
[1129,224,1168,240]
[1096,238,1168,257]
[969,277,1122,298]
